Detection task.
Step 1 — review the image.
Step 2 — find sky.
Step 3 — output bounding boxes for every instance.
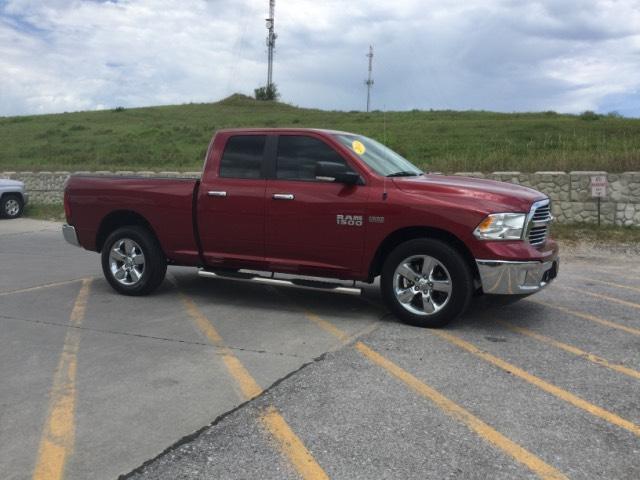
[1,0,639,117]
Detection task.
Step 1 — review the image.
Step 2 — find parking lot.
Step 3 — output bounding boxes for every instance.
[1,219,639,480]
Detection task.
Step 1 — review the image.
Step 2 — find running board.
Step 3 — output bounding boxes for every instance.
[197,269,362,295]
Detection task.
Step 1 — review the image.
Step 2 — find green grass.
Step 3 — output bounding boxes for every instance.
[2,94,640,172]
[551,223,640,244]
[24,203,66,222]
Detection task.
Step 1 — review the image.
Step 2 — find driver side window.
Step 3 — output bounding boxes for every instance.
[276,135,351,181]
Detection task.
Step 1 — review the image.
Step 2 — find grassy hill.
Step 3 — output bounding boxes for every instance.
[1,94,639,173]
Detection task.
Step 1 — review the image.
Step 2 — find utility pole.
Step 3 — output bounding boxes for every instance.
[265,0,277,89]
[365,45,374,112]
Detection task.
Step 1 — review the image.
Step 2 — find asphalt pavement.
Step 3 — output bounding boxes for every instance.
[1,218,638,480]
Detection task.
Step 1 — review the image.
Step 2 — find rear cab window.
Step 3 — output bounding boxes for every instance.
[276,135,352,181]
[219,135,267,179]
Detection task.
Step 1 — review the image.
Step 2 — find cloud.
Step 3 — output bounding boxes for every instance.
[0,0,639,116]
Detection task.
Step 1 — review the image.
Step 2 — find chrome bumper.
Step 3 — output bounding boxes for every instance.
[476,258,559,295]
[62,224,81,247]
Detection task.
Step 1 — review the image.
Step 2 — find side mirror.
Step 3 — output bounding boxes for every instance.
[315,161,362,185]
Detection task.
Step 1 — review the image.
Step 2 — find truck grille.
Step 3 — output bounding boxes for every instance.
[528,226,548,245]
[527,200,552,247]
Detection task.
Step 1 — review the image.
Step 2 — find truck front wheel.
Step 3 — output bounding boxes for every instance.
[381,239,473,328]
[101,226,167,296]
[1,194,24,219]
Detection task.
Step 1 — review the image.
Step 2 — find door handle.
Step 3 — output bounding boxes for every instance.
[208,191,227,197]
[272,193,294,200]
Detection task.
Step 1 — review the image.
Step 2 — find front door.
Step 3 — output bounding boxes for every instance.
[265,134,369,277]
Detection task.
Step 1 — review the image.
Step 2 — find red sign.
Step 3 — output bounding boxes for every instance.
[590,175,607,198]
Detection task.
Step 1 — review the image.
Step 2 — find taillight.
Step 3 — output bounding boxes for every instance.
[64,189,72,224]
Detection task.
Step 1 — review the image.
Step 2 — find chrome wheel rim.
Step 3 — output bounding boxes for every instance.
[109,238,145,286]
[392,254,452,316]
[5,199,20,216]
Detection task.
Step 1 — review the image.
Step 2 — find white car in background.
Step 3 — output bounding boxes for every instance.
[0,179,28,219]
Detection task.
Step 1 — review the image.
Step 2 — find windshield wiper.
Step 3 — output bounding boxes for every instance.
[386,171,422,177]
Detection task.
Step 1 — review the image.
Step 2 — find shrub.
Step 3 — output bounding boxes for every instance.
[254,83,280,101]
[579,110,600,121]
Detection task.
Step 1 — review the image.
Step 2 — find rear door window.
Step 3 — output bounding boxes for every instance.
[276,135,350,181]
[219,135,266,179]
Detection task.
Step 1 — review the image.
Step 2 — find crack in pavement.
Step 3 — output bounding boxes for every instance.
[118,314,384,479]
[0,314,306,359]
[0,228,61,238]
[116,347,331,479]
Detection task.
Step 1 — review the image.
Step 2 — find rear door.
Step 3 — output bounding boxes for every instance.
[197,134,270,268]
[265,134,370,277]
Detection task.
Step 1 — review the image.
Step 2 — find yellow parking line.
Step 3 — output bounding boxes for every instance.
[304,310,351,342]
[32,278,92,480]
[562,286,640,310]
[300,310,566,479]
[431,330,640,437]
[179,293,328,479]
[496,320,640,380]
[611,272,640,283]
[182,295,261,399]
[527,299,640,337]
[356,342,567,480]
[271,288,379,345]
[568,275,640,294]
[0,278,88,297]
[261,407,330,480]
[577,265,640,281]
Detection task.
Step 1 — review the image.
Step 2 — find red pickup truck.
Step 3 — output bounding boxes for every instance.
[63,128,558,327]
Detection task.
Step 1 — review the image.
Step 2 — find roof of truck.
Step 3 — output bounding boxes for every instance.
[215,127,356,136]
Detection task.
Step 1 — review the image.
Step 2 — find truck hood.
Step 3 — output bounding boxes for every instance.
[393,174,546,213]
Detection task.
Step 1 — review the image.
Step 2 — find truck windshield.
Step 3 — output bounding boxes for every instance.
[333,134,423,177]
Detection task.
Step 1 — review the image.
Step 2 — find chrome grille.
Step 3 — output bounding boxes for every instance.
[528,226,548,244]
[527,200,552,246]
[532,204,551,222]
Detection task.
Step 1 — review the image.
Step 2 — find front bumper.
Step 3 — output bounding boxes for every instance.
[62,224,81,247]
[476,258,559,295]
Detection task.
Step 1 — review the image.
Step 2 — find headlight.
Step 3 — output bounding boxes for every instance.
[473,213,526,240]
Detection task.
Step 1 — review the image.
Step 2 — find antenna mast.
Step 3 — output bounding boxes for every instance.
[365,45,374,112]
[266,0,277,89]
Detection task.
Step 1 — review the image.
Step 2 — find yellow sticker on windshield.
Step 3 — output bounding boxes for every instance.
[352,140,366,155]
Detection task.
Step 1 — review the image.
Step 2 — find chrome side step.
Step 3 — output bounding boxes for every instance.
[197,269,362,295]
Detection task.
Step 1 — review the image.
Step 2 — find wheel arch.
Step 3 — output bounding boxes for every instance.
[368,226,479,281]
[95,210,161,253]
[1,191,25,202]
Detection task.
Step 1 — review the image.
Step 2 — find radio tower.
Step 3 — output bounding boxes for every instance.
[265,0,277,89]
[365,45,374,112]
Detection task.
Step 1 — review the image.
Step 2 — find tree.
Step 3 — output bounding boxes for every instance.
[254,83,280,101]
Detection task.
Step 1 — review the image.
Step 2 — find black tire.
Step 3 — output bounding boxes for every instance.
[1,194,24,219]
[381,238,473,328]
[101,226,167,296]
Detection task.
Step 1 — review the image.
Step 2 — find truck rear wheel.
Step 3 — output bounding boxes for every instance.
[101,226,167,296]
[381,239,473,328]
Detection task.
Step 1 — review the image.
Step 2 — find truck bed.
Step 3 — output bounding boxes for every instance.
[65,175,201,265]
